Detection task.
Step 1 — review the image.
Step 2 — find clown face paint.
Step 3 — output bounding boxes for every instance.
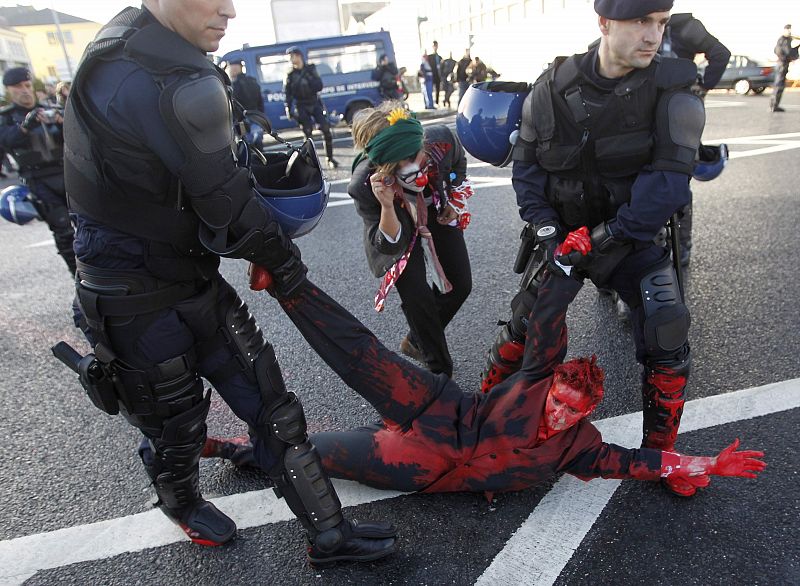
[396,151,430,192]
[543,380,596,433]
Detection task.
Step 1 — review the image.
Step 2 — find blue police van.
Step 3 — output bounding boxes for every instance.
[220,31,396,130]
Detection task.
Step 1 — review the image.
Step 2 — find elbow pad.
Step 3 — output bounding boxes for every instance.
[652,91,705,175]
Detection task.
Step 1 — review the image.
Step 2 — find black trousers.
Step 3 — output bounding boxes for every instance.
[28,173,76,275]
[394,210,472,377]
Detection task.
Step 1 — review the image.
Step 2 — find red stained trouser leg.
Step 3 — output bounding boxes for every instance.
[641,356,691,452]
[279,280,443,428]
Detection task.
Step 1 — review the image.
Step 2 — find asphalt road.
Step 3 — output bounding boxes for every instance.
[0,91,798,585]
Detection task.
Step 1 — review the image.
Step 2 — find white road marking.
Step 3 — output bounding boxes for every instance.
[703,101,747,108]
[24,239,54,249]
[474,377,800,586]
[1,378,797,584]
[0,480,404,585]
[326,177,513,207]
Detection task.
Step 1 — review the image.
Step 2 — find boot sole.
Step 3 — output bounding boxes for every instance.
[308,542,397,568]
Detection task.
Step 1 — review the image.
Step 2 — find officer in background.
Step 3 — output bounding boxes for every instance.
[477,0,704,497]
[284,47,338,168]
[62,0,395,564]
[227,59,266,150]
[771,24,799,113]
[0,67,75,274]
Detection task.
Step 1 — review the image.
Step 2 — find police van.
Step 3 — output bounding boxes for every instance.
[220,31,396,130]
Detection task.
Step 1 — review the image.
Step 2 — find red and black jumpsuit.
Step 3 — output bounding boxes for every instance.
[280,280,664,493]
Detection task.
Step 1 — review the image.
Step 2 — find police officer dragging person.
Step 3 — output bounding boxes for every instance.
[284,46,339,168]
[56,0,396,565]
[0,67,76,275]
[771,24,799,113]
[459,0,705,496]
[227,59,266,151]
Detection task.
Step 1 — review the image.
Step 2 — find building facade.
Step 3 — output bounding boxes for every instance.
[0,5,101,82]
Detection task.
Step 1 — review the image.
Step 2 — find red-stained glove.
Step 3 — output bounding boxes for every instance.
[555,226,591,258]
[248,263,274,292]
[660,438,766,485]
[708,438,766,479]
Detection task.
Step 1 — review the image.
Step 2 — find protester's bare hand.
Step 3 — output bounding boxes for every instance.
[437,205,457,225]
[370,173,397,208]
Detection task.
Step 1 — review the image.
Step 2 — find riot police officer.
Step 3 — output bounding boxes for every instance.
[0,67,75,275]
[284,47,339,168]
[61,0,395,565]
[463,0,705,497]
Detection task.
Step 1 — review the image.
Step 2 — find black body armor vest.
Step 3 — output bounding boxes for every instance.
[514,52,695,230]
[64,7,223,278]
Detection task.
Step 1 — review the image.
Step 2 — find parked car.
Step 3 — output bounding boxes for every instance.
[701,54,776,95]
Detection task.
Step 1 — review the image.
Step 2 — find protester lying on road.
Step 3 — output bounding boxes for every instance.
[202,269,765,498]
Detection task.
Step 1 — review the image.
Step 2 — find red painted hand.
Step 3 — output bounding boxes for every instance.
[248,263,274,292]
[709,438,767,479]
[556,226,591,258]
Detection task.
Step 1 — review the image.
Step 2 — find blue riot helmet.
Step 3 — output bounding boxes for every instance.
[693,143,729,181]
[0,184,39,225]
[250,138,329,238]
[456,81,530,167]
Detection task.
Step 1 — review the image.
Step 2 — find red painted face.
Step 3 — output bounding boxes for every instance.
[544,380,596,433]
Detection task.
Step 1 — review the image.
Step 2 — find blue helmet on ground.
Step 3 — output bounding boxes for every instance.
[456,81,531,167]
[250,138,329,238]
[693,143,728,181]
[0,184,39,225]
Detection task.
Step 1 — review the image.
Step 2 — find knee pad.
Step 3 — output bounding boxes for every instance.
[268,392,307,445]
[640,260,690,358]
[509,288,537,339]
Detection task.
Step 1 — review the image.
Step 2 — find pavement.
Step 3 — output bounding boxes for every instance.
[0,91,798,585]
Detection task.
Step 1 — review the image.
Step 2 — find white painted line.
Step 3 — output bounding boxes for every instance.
[24,239,53,249]
[706,131,800,143]
[0,480,404,584]
[703,101,746,108]
[474,377,800,586]
[3,379,797,584]
[327,178,513,206]
[728,143,800,159]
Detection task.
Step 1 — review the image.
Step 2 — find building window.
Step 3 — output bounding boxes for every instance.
[46,30,74,45]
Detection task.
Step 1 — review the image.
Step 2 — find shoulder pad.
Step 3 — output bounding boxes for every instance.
[656,57,697,90]
[669,13,693,27]
[163,74,233,155]
[125,22,214,75]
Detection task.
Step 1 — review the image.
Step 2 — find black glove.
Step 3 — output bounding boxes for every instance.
[559,221,622,266]
[534,220,568,278]
[21,108,40,131]
[261,236,308,298]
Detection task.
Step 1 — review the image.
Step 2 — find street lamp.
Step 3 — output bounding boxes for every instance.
[417,15,428,53]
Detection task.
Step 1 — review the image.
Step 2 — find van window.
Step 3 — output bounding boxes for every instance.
[307,42,384,77]
[257,54,290,84]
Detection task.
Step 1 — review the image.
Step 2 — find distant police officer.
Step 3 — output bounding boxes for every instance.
[284,47,338,168]
[477,0,705,496]
[771,24,800,113]
[61,0,395,564]
[228,59,266,150]
[0,67,75,274]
